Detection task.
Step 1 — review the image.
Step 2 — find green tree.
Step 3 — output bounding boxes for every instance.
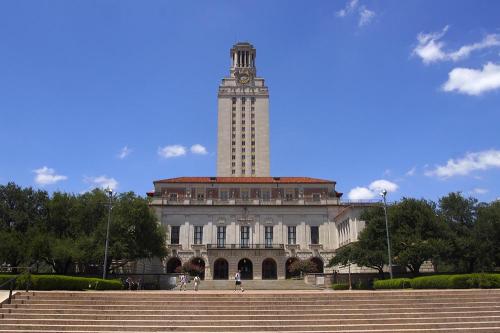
[288,259,318,276]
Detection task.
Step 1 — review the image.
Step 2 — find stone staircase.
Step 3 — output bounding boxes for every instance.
[188,279,321,290]
[1,289,500,332]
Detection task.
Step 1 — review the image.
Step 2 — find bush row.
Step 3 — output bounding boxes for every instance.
[374,273,500,290]
[0,274,122,290]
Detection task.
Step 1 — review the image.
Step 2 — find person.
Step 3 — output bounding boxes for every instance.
[179,273,187,291]
[193,275,200,291]
[234,270,244,292]
[125,276,133,291]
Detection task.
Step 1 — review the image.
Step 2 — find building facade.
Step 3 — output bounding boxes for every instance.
[217,42,270,177]
[148,42,370,280]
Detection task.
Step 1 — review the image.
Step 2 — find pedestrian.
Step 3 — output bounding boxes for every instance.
[234,270,244,292]
[193,275,200,291]
[179,273,187,291]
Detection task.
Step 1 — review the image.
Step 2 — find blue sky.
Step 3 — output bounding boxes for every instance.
[1,0,499,202]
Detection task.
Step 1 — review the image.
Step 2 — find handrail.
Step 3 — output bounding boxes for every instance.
[0,265,35,304]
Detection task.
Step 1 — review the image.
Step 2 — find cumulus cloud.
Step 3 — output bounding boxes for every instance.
[336,0,375,27]
[84,175,118,191]
[117,146,132,159]
[158,145,187,158]
[348,179,399,200]
[425,149,500,179]
[33,166,68,185]
[190,144,208,155]
[413,27,500,64]
[442,62,500,95]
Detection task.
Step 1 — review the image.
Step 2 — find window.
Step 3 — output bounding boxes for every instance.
[242,169,246,174]
[240,226,249,248]
[242,155,246,159]
[231,170,235,174]
[217,226,226,248]
[285,193,294,201]
[312,193,321,202]
[242,134,245,139]
[251,141,255,146]
[265,226,273,248]
[251,97,255,104]
[242,107,245,111]
[251,120,255,125]
[197,193,205,201]
[232,162,235,167]
[241,162,245,167]
[232,97,236,104]
[232,134,236,139]
[252,169,255,175]
[241,191,249,200]
[251,113,255,118]
[251,134,255,138]
[232,141,236,145]
[311,226,319,245]
[171,226,180,245]
[287,226,296,245]
[232,120,236,124]
[232,155,235,160]
[251,107,255,111]
[262,191,270,201]
[242,120,245,125]
[168,193,178,201]
[241,97,246,104]
[220,190,228,200]
[242,141,246,146]
[251,161,255,166]
[232,107,236,111]
[242,148,245,152]
[232,148,236,153]
[232,127,236,131]
[251,148,255,153]
[251,127,255,131]
[194,226,203,245]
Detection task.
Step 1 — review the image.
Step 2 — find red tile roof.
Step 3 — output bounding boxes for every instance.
[154,176,335,184]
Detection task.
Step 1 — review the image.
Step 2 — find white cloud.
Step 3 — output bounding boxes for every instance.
[413,26,449,64]
[472,188,489,195]
[413,27,500,64]
[117,146,132,159]
[336,0,375,27]
[405,166,417,177]
[348,186,375,200]
[33,166,68,185]
[190,144,208,155]
[369,179,399,193]
[425,149,500,179]
[348,179,398,200]
[358,7,375,27]
[158,145,187,158]
[84,175,118,191]
[336,0,358,17]
[442,62,500,96]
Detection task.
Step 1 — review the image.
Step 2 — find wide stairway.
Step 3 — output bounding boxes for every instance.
[1,289,500,332]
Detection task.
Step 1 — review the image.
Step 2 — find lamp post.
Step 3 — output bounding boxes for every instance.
[102,188,113,279]
[381,189,393,279]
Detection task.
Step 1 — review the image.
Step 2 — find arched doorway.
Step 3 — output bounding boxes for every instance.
[285,257,299,279]
[166,257,181,274]
[310,257,324,273]
[213,258,229,280]
[190,257,206,280]
[237,258,253,280]
[262,258,277,280]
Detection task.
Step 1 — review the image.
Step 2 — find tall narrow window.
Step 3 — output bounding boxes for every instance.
[240,226,250,248]
[194,226,203,245]
[311,226,319,245]
[265,226,273,248]
[217,226,226,248]
[287,226,296,245]
[171,226,180,245]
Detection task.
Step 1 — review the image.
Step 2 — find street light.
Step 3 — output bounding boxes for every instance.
[102,188,114,279]
[380,189,393,279]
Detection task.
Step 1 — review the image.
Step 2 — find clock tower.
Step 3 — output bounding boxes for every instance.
[217,42,270,177]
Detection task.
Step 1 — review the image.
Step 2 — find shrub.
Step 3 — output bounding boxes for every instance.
[8,275,122,291]
[0,274,18,290]
[332,283,350,290]
[411,274,500,289]
[374,278,412,290]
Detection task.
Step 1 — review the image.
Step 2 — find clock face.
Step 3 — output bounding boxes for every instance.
[236,69,252,85]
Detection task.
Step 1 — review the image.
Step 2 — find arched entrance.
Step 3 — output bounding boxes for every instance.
[262,258,277,280]
[213,258,229,280]
[237,258,253,280]
[166,257,181,273]
[285,257,300,279]
[310,257,324,273]
[190,257,206,280]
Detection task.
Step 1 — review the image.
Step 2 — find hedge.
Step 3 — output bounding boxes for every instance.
[373,274,500,290]
[0,274,122,290]
[332,283,350,290]
[373,278,412,290]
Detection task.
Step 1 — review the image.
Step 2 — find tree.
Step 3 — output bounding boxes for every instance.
[288,259,318,276]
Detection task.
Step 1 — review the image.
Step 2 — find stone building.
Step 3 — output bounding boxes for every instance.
[147,42,370,280]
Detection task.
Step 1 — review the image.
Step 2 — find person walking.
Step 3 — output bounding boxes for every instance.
[234,270,244,292]
[193,275,200,291]
[179,273,187,291]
